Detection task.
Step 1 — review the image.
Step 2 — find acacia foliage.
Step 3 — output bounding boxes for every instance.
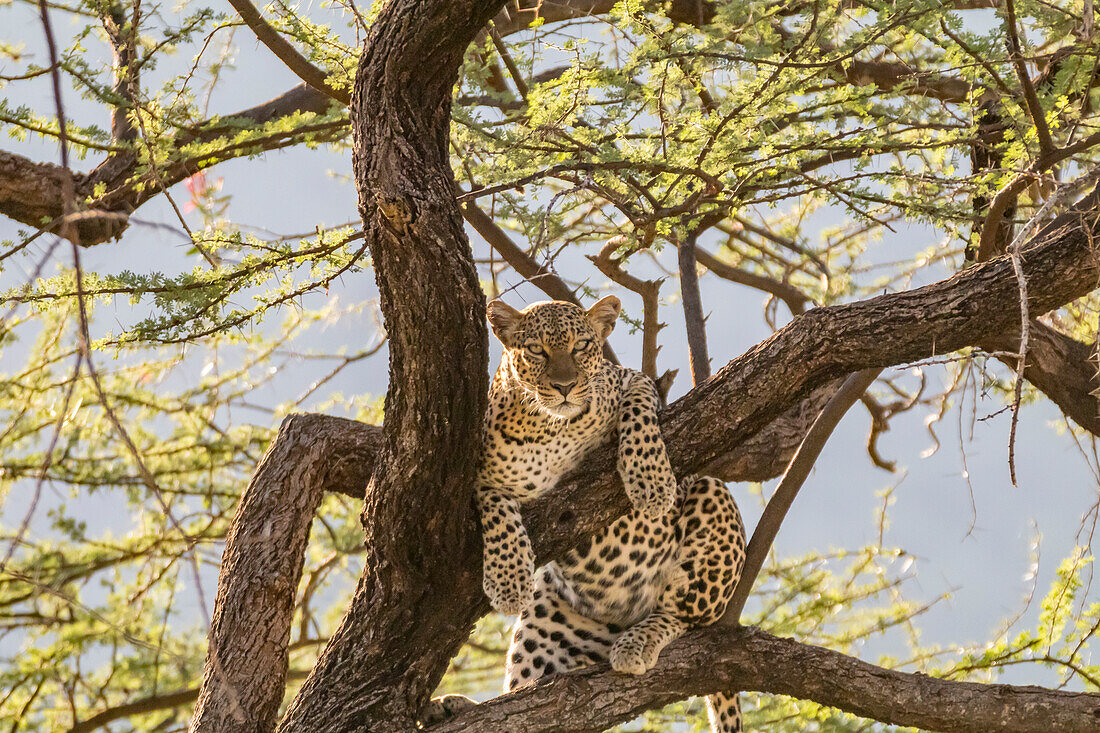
[1,0,1100,729]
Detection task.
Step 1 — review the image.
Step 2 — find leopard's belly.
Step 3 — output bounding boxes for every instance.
[549,511,677,627]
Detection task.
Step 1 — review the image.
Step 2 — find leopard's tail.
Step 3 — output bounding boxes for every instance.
[705,691,743,733]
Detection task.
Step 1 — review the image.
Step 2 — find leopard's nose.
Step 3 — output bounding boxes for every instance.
[550,380,576,398]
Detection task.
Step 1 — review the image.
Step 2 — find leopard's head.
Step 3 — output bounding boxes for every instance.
[487,296,620,419]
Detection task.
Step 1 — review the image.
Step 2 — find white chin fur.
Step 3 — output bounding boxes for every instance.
[545,401,584,419]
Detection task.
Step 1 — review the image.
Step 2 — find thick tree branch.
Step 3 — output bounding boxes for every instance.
[983,319,1100,435]
[186,1,1100,728]
[191,415,379,730]
[431,625,1100,733]
[0,83,341,244]
[0,150,123,244]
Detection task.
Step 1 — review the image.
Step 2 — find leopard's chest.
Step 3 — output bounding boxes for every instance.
[479,402,615,501]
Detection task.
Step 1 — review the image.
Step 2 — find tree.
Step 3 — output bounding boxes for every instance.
[2,0,1100,730]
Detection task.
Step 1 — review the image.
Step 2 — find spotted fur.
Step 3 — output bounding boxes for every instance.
[504,475,746,732]
[477,297,677,616]
[423,299,746,731]
[425,475,746,731]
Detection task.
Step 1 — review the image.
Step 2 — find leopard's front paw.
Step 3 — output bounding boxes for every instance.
[620,460,677,520]
[610,632,659,676]
[483,556,535,616]
[420,694,477,726]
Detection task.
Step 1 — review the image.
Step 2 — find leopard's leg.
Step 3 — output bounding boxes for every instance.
[505,567,616,691]
[706,692,743,733]
[477,486,536,616]
[608,608,688,675]
[670,475,746,622]
[616,372,678,519]
[675,475,747,733]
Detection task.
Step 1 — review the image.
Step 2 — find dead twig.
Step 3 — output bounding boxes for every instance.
[1002,165,1100,483]
[676,225,712,385]
[590,240,663,379]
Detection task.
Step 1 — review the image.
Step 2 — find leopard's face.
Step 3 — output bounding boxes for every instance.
[487,297,620,419]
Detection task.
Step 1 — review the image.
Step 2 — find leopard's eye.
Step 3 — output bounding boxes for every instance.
[524,344,546,358]
[572,339,592,353]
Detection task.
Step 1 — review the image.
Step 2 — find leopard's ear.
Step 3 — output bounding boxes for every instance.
[586,295,621,340]
[486,300,524,348]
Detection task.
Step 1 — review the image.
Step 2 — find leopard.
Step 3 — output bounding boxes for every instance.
[421,298,748,732]
[476,296,680,617]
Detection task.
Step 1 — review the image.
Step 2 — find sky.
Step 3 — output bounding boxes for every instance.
[1,0,1098,701]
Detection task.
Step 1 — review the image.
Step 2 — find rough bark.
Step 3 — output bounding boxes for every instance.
[983,319,1100,435]
[273,1,505,730]
[430,625,1100,733]
[190,415,378,731]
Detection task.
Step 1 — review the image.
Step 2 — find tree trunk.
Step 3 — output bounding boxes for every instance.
[274,1,509,730]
